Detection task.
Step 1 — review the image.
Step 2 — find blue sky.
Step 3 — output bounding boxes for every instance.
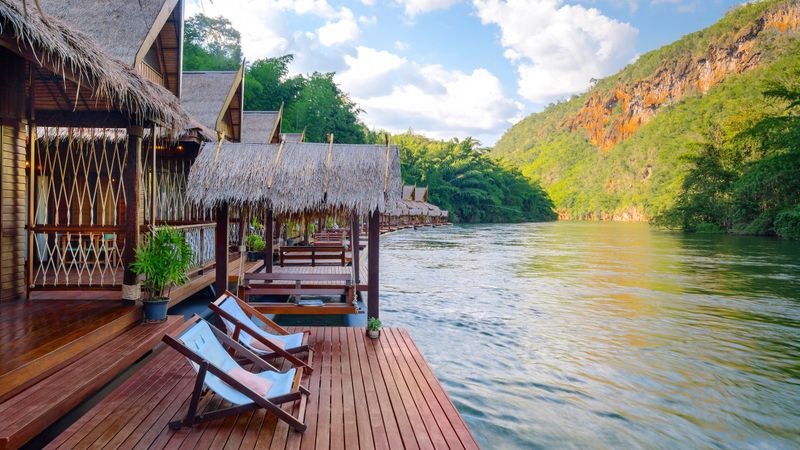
[187,0,745,144]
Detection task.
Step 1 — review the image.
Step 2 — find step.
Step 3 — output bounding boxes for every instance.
[0,304,141,404]
[0,315,183,450]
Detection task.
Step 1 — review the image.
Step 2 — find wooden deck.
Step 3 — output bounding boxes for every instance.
[0,300,140,403]
[0,315,184,450]
[273,241,368,292]
[46,327,479,450]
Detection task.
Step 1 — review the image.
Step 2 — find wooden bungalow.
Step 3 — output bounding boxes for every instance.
[181,67,244,142]
[0,0,214,302]
[241,108,283,144]
[186,140,402,318]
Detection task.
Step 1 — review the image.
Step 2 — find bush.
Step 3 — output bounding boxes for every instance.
[775,205,800,239]
[245,233,266,252]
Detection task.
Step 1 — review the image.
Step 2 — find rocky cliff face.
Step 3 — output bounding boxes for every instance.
[566,4,800,152]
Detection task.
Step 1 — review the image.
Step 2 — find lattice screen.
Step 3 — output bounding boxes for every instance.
[31,128,128,288]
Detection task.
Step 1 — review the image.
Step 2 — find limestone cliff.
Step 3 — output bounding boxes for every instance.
[567,3,800,152]
[493,0,800,221]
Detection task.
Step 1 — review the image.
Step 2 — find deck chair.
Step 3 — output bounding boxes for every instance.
[210,291,314,372]
[162,316,310,432]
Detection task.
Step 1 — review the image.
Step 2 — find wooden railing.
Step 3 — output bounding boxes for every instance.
[164,222,216,274]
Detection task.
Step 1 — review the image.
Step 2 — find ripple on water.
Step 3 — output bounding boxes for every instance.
[380,223,800,449]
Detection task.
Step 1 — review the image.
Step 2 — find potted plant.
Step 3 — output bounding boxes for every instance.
[131,226,193,322]
[245,233,266,262]
[367,317,382,339]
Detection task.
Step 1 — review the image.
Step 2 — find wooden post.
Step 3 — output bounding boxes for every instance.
[122,125,143,301]
[215,204,229,295]
[264,209,273,273]
[367,210,380,319]
[352,214,360,284]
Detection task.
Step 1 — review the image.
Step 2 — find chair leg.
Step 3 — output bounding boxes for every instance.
[171,362,208,430]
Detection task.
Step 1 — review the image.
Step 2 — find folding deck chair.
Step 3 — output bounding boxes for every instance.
[162,316,310,432]
[210,291,314,371]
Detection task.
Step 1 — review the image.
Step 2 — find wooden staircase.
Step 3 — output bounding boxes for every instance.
[0,314,184,450]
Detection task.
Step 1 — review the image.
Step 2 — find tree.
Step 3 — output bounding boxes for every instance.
[183,14,242,71]
[244,55,302,111]
[656,74,800,237]
[283,73,366,143]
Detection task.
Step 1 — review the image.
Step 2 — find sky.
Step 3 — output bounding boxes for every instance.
[186,0,746,145]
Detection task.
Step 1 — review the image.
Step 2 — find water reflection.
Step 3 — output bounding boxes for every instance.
[380,222,800,449]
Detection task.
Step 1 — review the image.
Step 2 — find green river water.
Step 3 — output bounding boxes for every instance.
[379,222,800,449]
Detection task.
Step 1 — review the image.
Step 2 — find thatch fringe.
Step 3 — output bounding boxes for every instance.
[0,0,208,137]
[186,141,403,216]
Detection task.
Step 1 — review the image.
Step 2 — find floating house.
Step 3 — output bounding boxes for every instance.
[186,139,403,316]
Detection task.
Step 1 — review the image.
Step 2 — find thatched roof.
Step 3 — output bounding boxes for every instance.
[187,141,403,216]
[402,185,415,200]
[414,186,428,202]
[182,70,243,138]
[282,132,304,143]
[38,0,176,67]
[241,111,280,144]
[0,0,204,134]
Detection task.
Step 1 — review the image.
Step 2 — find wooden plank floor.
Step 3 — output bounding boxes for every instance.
[0,316,184,450]
[46,327,479,450]
[0,300,139,403]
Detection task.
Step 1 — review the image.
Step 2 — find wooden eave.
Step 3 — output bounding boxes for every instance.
[269,102,283,144]
[217,62,244,142]
[134,0,182,97]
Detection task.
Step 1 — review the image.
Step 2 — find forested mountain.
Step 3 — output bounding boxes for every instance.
[493,0,800,236]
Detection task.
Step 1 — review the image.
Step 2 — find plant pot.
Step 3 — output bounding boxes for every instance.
[247,251,262,262]
[367,329,380,339]
[143,298,169,322]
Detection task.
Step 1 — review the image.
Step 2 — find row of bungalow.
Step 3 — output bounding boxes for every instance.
[382,184,449,231]
[0,0,401,312]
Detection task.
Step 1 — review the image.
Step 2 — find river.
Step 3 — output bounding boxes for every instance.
[379,222,800,449]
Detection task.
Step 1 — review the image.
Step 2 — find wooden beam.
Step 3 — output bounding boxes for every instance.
[368,210,380,319]
[35,110,129,128]
[352,214,360,284]
[215,204,229,295]
[122,125,143,299]
[264,209,273,273]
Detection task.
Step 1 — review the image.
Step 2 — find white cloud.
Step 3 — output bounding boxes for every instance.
[336,46,521,144]
[394,40,410,51]
[395,0,462,17]
[473,0,638,103]
[186,0,363,58]
[317,7,360,46]
[186,0,289,60]
[358,14,377,24]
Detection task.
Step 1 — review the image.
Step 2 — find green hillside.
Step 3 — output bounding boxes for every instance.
[493,0,800,225]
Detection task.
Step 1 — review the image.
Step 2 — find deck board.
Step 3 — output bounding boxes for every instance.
[45,327,478,450]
